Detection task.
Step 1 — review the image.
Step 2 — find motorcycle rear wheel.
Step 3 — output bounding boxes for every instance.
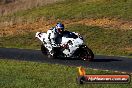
[41,44,48,55]
[41,44,54,59]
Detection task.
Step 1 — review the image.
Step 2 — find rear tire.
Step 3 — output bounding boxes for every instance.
[41,44,48,55]
[41,44,54,59]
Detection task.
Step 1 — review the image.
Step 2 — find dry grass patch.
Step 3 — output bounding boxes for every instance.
[125,48,132,51]
[66,18,132,30]
[1,18,132,37]
[0,20,56,37]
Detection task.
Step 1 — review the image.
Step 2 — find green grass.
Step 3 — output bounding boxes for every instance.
[0,24,132,56]
[0,59,131,88]
[0,32,41,49]
[1,0,132,23]
[0,33,40,49]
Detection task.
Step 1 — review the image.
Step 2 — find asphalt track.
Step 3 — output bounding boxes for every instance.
[0,48,132,73]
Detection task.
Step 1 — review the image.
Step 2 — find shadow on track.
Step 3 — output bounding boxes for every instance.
[93,59,122,62]
[53,57,122,62]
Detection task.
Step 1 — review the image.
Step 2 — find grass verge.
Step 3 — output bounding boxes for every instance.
[0,0,132,24]
[0,59,131,88]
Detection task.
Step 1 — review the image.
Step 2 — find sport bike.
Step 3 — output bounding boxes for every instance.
[35,31,94,61]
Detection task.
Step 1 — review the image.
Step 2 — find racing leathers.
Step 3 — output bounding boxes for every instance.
[45,27,62,55]
[45,27,82,57]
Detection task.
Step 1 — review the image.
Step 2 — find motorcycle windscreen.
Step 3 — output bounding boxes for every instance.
[62,31,78,39]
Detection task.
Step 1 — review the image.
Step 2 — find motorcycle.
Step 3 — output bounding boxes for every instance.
[35,31,94,61]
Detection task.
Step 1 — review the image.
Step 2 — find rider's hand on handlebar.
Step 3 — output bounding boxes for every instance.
[60,44,69,49]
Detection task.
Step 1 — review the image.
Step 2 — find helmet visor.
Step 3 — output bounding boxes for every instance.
[57,28,63,33]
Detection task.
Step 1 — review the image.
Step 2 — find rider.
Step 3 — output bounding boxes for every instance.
[46,22,65,45]
[46,22,79,45]
[45,22,81,57]
[45,22,65,56]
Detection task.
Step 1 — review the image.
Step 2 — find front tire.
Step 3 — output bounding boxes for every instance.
[79,45,94,61]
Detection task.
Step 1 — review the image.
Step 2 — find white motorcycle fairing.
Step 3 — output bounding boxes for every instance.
[35,31,94,61]
[61,37,83,57]
[36,31,83,57]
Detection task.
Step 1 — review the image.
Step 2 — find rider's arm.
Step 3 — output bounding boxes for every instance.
[46,28,57,45]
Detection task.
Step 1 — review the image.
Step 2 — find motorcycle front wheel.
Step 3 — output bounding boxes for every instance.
[79,46,94,61]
